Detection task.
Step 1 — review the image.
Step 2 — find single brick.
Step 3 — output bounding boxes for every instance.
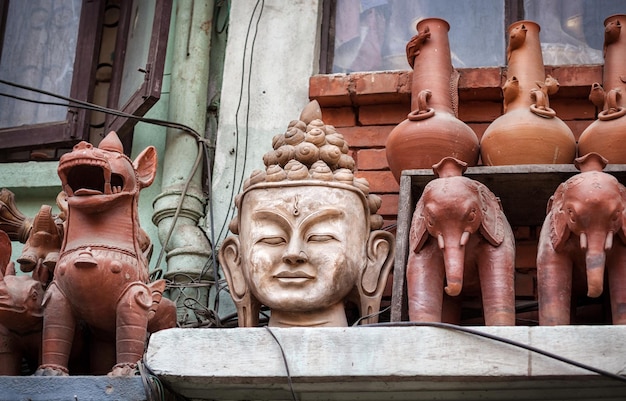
[357,148,389,171]
[458,100,502,123]
[321,107,356,127]
[356,171,400,193]
[376,193,399,216]
[359,104,409,125]
[341,126,392,148]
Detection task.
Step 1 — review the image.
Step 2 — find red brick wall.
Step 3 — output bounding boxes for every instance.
[310,66,605,323]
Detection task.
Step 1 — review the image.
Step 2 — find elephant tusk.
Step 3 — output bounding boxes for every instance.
[437,234,445,250]
[579,232,588,251]
[605,231,614,251]
[460,231,470,247]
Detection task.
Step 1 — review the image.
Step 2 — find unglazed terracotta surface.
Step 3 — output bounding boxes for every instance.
[35,132,176,377]
[219,101,394,327]
[385,18,479,182]
[537,153,626,325]
[406,157,516,326]
[578,14,626,163]
[480,20,576,165]
[0,232,44,375]
[17,203,64,287]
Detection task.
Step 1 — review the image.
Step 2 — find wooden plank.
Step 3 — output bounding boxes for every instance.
[391,174,413,321]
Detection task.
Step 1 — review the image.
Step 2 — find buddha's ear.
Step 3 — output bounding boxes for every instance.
[218,236,260,327]
[357,230,395,325]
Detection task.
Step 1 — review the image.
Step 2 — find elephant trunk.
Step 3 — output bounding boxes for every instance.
[440,232,467,297]
[582,231,610,298]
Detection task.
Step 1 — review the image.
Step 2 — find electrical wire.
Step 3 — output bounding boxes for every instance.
[0,79,203,139]
[365,321,626,383]
[138,360,166,401]
[216,0,264,243]
[141,359,192,401]
[264,326,299,401]
[351,305,391,326]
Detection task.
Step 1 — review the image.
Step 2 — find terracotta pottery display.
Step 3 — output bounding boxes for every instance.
[537,153,626,325]
[35,132,177,377]
[406,157,516,326]
[219,101,394,328]
[578,15,626,163]
[480,21,576,165]
[385,18,479,183]
[0,232,44,375]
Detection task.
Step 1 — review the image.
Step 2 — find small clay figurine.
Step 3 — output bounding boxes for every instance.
[219,101,394,327]
[35,132,176,376]
[406,157,516,325]
[0,231,44,375]
[537,152,626,325]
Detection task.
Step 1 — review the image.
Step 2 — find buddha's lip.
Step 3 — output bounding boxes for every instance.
[274,271,314,279]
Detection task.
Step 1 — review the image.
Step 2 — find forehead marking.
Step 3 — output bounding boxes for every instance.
[293,194,300,216]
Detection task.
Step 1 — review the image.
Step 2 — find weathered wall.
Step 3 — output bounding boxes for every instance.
[210,0,323,247]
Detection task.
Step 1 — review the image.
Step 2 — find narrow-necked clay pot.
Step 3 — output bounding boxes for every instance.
[578,14,626,163]
[385,18,479,182]
[480,21,576,166]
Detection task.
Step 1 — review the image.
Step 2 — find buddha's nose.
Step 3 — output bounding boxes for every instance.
[282,250,308,265]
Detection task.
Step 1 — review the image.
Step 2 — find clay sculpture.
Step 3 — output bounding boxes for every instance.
[17,203,64,287]
[35,131,176,376]
[480,20,576,165]
[406,157,516,325]
[0,231,44,375]
[537,152,626,325]
[219,101,394,327]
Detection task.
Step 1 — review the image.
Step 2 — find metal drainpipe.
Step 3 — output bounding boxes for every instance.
[152,0,214,323]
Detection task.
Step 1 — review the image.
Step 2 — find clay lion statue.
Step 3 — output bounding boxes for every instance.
[36,132,176,376]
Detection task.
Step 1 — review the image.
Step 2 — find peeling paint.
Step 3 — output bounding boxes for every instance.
[201,20,212,35]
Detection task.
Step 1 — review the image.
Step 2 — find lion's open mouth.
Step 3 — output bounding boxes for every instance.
[60,159,124,196]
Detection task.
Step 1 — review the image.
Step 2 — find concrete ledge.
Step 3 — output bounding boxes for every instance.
[146,325,626,400]
[0,376,147,401]
[0,161,62,198]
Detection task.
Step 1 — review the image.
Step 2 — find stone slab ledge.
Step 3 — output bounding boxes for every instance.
[146,325,626,400]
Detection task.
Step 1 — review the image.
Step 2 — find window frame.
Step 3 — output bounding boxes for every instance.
[105,0,172,142]
[0,0,104,152]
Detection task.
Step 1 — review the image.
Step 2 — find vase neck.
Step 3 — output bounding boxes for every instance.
[603,14,626,108]
[506,20,544,110]
[411,18,454,114]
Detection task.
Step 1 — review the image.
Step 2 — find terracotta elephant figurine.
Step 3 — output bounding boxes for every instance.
[35,132,177,377]
[537,152,626,325]
[406,157,516,325]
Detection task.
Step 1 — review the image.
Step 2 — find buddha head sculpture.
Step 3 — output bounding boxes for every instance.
[219,101,394,327]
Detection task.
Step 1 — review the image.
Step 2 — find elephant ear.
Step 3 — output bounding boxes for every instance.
[548,183,570,251]
[409,189,429,253]
[477,183,505,246]
[619,184,626,245]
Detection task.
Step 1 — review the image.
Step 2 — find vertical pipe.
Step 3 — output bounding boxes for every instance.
[152,0,214,322]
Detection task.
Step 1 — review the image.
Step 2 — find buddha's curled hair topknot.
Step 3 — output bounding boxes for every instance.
[229,101,384,234]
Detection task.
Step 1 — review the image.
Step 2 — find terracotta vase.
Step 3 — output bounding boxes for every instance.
[480,21,576,166]
[385,18,479,183]
[578,14,626,163]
